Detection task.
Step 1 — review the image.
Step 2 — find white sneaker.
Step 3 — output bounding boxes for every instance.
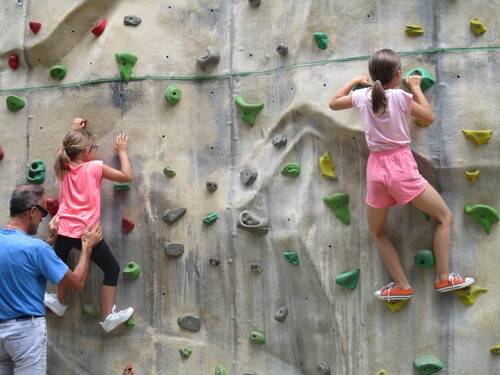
[44,292,68,316]
[100,305,134,333]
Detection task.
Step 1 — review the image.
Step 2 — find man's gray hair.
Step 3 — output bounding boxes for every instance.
[10,184,45,217]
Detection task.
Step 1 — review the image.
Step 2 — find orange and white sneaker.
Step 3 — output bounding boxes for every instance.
[375,282,413,301]
[435,272,474,293]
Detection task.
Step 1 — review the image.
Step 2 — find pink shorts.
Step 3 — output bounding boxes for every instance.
[366,147,428,208]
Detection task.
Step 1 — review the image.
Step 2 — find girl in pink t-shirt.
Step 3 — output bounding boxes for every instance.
[44,118,133,333]
[329,49,473,300]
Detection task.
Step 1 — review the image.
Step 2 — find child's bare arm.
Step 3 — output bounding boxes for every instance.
[407,75,435,125]
[329,76,371,111]
[102,134,132,182]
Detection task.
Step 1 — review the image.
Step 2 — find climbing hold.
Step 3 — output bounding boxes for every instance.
[114,182,131,191]
[82,303,100,319]
[203,212,219,226]
[470,18,487,35]
[197,46,220,70]
[383,299,410,313]
[27,159,46,184]
[6,95,25,111]
[413,117,430,127]
[281,163,301,177]
[323,193,350,225]
[405,25,424,35]
[237,210,270,235]
[276,44,288,55]
[124,15,142,26]
[335,268,360,290]
[50,65,67,80]
[179,345,192,358]
[0,146,3,161]
[464,204,499,234]
[402,68,435,91]
[490,343,500,355]
[91,19,107,36]
[46,197,59,216]
[123,262,141,279]
[248,0,261,7]
[123,364,135,375]
[414,249,435,268]
[209,258,220,266]
[272,134,287,146]
[29,21,42,34]
[316,361,330,375]
[8,56,19,70]
[240,168,258,185]
[122,217,135,233]
[413,355,444,375]
[250,330,266,345]
[250,263,264,273]
[465,170,480,183]
[377,371,388,375]
[165,242,184,257]
[177,314,201,331]
[115,52,137,82]
[215,364,227,375]
[163,165,176,177]
[125,315,135,328]
[164,85,182,105]
[462,130,492,146]
[234,96,264,126]
[421,210,431,221]
[206,180,218,192]
[319,151,337,179]
[313,32,328,49]
[454,285,488,306]
[274,306,289,322]
[352,84,368,91]
[162,207,187,224]
[283,252,299,265]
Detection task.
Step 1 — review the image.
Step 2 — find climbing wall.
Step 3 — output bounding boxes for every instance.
[1,0,499,374]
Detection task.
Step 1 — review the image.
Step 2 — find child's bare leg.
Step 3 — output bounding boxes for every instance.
[101,285,116,321]
[56,283,68,305]
[366,204,411,289]
[411,184,453,283]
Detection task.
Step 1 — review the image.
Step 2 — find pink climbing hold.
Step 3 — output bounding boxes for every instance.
[91,19,107,36]
[0,146,4,160]
[8,56,19,70]
[123,363,134,375]
[122,217,135,233]
[46,197,59,217]
[29,21,42,34]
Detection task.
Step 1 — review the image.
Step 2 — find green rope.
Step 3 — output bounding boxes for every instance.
[1,46,498,94]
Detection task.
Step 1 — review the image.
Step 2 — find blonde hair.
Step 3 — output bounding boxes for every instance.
[54,129,94,180]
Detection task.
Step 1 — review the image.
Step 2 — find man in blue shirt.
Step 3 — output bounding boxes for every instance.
[0,184,102,374]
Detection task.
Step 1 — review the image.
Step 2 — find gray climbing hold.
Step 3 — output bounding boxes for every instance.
[276,44,288,55]
[165,242,184,257]
[237,210,270,235]
[206,180,218,192]
[248,0,261,7]
[209,258,220,266]
[272,134,287,146]
[240,168,258,185]
[274,306,289,322]
[197,46,220,70]
[124,15,141,25]
[317,362,331,375]
[177,314,201,332]
[162,207,187,224]
[250,263,264,273]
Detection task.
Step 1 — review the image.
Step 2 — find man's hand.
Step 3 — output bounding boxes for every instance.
[81,222,102,250]
[46,216,59,246]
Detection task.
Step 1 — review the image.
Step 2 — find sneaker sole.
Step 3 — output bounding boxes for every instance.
[44,303,66,316]
[435,278,475,293]
[101,308,134,333]
[375,293,413,301]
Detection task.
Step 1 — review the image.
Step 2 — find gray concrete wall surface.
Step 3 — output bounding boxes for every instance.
[0,0,499,374]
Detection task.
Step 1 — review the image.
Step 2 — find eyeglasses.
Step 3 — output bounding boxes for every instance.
[11,205,49,218]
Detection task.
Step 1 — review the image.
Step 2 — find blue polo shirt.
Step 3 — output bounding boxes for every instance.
[0,228,68,319]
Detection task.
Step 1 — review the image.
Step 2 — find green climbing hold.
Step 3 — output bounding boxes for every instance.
[335,268,360,290]
[283,251,299,265]
[454,285,488,306]
[250,330,266,345]
[413,355,444,375]
[281,163,301,177]
[27,159,46,184]
[165,85,182,105]
[414,249,435,268]
[163,165,176,177]
[402,68,435,92]
[114,182,131,191]
[215,364,227,375]
[323,193,350,225]
[179,345,192,358]
[464,204,500,234]
[234,96,264,126]
[115,52,137,82]
[50,65,67,80]
[203,212,219,226]
[82,303,100,319]
[123,261,141,279]
[6,95,25,111]
[313,32,328,49]
[125,315,135,328]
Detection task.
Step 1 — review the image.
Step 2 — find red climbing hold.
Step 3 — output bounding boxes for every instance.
[8,56,19,70]
[29,21,42,34]
[123,363,134,375]
[46,197,59,217]
[122,217,135,233]
[91,19,107,36]
[0,146,4,160]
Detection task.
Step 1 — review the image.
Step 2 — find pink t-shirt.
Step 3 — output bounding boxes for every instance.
[57,160,103,238]
[351,88,413,152]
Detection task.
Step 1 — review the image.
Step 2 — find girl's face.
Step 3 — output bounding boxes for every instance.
[84,144,98,161]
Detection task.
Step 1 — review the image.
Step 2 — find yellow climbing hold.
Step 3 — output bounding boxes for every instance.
[413,117,430,127]
[383,299,409,313]
[462,130,492,146]
[491,343,500,355]
[377,370,388,375]
[405,25,424,35]
[465,170,480,183]
[470,18,487,35]
[454,285,488,306]
[318,151,337,179]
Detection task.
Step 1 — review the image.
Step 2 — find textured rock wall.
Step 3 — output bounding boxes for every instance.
[0,1,499,374]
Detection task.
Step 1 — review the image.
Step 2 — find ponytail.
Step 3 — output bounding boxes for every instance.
[371,80,388,117]
[54,129,93,181]
[54,148,72,181]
